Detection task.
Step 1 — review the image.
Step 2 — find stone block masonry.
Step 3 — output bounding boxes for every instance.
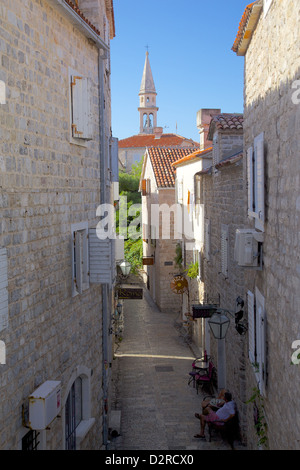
[0,0,113,450]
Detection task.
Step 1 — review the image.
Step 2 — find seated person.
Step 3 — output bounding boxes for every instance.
[200,389,226,414]
[194,391,236,439]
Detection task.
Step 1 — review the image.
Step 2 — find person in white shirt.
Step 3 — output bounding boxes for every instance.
[194,391,236,439]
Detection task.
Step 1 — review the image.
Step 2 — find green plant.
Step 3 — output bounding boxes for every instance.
[174,243,183,269]
[246,387,268,448]
[185,261,199,279]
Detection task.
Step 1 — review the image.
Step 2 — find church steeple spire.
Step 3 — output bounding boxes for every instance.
[138,52,159,134]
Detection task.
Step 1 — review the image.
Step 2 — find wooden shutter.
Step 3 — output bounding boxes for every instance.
[89,229,112,285]
[254,133,264,231]
[141,179,147,196]
[0,248,8,332]
[71,75,91,140]
[221,224,229,277]
[247,290,255,363]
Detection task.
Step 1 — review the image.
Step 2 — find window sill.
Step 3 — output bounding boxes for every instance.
[76,418,95,447]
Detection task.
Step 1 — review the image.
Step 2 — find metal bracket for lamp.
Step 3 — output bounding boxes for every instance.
[208,297,248,338]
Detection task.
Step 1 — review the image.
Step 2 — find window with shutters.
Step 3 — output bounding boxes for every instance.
[247,288,267,395]
[0,248,8,332]
[69,69,92,142]
[247,132,264,232]
[71,222,89,297]
[220,224,229,278]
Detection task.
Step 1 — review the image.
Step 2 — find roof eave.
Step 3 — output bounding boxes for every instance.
[232,1,263,56]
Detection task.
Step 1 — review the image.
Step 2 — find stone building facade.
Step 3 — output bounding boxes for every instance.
[197,114,246,436]
[140,147,199,314]
[232,0,300,450]
[0,0,117,450]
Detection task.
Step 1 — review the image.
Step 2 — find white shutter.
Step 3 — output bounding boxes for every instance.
[74,230,83,294]
[71,75,91,140]
[221,224,229,277]
[177,180,183,204]
[89,229,112,285]
[247,146,255,218]
[0,248,8,332]
[254,133,264,231]
[256,287,266,394]
[247,290,255,363]
[204,219,210,261]
[115,237,125,262]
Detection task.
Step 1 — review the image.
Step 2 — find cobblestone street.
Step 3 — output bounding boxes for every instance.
[109,282,246,451]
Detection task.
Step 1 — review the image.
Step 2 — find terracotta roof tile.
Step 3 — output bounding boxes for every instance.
[208,113,243,139]
[147,147,195,188]
[119,133,199,149]
[172,147,213,167]
[64,0,101,35]
[232,1,263,55]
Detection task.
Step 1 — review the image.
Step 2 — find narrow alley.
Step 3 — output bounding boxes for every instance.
[109,279,245,451]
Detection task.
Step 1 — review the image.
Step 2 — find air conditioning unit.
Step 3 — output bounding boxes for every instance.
[29,381,61,430]
[234,229,262,267]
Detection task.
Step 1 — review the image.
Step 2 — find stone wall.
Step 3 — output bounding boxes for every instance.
[199,129,248,439]
[242,0,300,450]
[0,0,113,449]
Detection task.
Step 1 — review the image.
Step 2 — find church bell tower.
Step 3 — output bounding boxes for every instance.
[138,51,159,134]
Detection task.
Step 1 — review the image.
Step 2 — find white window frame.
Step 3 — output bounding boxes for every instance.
[247,132,265,232]
[247,288,267,395]
[69,68,92,145]
[220,224,229,278]
[71,222,89,296]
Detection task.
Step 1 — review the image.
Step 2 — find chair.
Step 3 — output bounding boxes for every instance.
[208,411,240,450]
[195,361,215,395]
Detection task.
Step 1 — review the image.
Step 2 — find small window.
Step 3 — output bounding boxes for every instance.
[22,430,40,451]
[72,222,89,296]
[65,377,82,450]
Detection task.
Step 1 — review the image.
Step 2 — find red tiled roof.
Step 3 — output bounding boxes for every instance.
[232,1,263,55]
[208,114,243,139]
[118,133,199,149]
[172,147,213,167]
[147,147,196,188]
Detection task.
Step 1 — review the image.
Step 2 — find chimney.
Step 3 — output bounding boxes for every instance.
[154,127,163,139]
[197,109,221,150]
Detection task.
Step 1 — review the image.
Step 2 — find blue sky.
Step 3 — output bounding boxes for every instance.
[110,0,247,144]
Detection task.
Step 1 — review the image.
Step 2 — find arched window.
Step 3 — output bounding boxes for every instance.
[63,367,95,450]
[65,377,82,450]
